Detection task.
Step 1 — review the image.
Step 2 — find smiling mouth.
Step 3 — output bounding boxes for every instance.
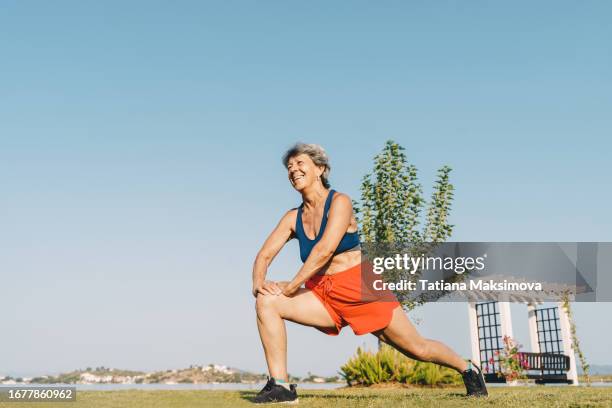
[292,175,304,182]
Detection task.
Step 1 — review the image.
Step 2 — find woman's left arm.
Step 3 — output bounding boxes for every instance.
[282,193,353,296]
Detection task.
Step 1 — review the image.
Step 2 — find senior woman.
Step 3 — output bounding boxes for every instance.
[251,143,487,404]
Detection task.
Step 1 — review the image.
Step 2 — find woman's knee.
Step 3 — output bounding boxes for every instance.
[410,339,433,362]
[389,334,432,362]
[255,293,279,316]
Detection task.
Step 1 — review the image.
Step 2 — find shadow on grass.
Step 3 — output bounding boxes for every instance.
[239,389,467,403]
[239,390,373,403]
[239,391,256,403]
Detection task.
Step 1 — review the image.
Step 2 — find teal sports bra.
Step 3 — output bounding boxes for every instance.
[295,189,360,263]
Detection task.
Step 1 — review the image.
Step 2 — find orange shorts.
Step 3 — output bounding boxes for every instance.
[305,262,401,336]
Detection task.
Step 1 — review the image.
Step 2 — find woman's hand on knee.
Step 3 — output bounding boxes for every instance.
[278,281,299,297]
[253,280,283,297]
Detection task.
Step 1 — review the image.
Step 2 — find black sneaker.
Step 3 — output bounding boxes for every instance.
[252,377,299,404]
[461,361,488,397]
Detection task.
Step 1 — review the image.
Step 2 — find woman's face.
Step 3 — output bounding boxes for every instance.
[286,153,324,191]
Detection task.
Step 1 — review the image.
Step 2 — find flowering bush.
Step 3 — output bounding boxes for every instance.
[485,336,529,382]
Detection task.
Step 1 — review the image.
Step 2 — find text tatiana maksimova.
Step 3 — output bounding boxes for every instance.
[372,279,543,292]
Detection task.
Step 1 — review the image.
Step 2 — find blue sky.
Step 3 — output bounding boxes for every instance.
[1,1,611,377]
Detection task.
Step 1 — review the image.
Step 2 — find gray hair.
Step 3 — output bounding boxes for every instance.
[282,143,331,188]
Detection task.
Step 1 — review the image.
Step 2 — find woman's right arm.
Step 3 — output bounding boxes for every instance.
[252,210,296,297]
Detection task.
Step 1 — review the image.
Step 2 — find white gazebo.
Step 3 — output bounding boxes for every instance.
[467,301,578,385]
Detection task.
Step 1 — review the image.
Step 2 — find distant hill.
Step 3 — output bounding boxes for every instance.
[22,365,266,385]
[0,364,340,385]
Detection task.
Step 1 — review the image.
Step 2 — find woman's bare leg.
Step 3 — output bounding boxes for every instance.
[373,306,468,372]
[255,288,336,380]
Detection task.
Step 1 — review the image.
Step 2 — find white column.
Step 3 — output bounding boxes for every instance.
[527,303,541,353]
[467,302,481,367]
[557,302,579,386]
[498,302,514,339]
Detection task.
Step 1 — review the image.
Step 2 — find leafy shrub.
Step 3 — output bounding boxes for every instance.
[340,345,461,387]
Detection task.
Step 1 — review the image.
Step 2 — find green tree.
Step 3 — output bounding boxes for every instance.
[354,140,455,310]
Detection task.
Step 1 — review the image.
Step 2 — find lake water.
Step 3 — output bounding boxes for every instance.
[74,382,344,391]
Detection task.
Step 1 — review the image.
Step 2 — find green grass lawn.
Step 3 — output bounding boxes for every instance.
[1,387,610,408]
